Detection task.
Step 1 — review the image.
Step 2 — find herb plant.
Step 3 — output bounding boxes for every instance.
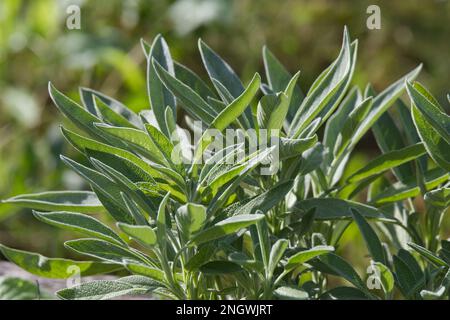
[1,28,449,300]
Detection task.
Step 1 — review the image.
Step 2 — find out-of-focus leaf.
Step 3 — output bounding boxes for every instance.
[0,244,120,279]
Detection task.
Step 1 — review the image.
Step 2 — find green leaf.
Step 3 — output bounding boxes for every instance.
[0,277,46,300]
[371,261,395,294]
[226,181,293,216]
[262,46,304,119]
[94,123,169,166]
[120,192,148,226]
[198,39,244,99]
[333,97,373,157]
[297,143,326,176]
[176,203,207,236]
[146,35,176,136]
[408,243,448,268]
[94,97,137,129]
[290,28,354,137]
[279,136,318,160]
[406,82,450,144]
[258,72,300,132]
[372,109,413,182]
[257,93,287,130]
[124,263,165,283]
[209,73,260,132]
[88,157,159,219]
[85,148,156,186]
[347,143,426,183]
[33,211,125,246]
[3,191,103,213]
[294,198,390,220]
[62,127,184,187]
[188,214,265,247]
[370,168,449,206]
[199,261,243,274]
[153,59,216,125]
[420,286,446,300]
[199,39,255,127]
[425,187,450,208]
[80,87,140,126]
[286,245,335,271]
[0,244,120,279]
[144,123,177,169]
[49,82,104,140]
[156,193,170,249]
[273,286,309,300]
[320,287,370,300]
[64,238,148,265]
[411,102,450,171]
[185,245,216,271]
[60,156,134,224]
[336,64,422,156]
[57,275,156,300]
[117,223,157,248]
[173,61,217,101]
[324,87,361,153]
[398,249,424,282]
[317,253,367,291]
[393,254,420,298]
[268,239,289,278]
[351,209,386,265]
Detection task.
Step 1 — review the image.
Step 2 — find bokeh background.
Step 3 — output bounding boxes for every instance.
[1,0,449,269]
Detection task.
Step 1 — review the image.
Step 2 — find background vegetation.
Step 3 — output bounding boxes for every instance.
[1,0,449,271]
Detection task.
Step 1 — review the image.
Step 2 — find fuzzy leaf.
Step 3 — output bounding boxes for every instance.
[117,223,157,248]
[57,276,156,300]
[65,238,148,265]
[188,214,265,247]
[3,191,103,213]
[411,102,450,171]
[346,143,426,183]
[146,35,176,136]
[274,286,309,300]
[33,211,125,246]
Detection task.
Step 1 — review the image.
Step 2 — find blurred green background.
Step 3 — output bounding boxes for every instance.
[0,0,449,263]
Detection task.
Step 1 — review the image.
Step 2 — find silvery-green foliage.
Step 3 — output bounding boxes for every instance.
[2,28,449,300]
